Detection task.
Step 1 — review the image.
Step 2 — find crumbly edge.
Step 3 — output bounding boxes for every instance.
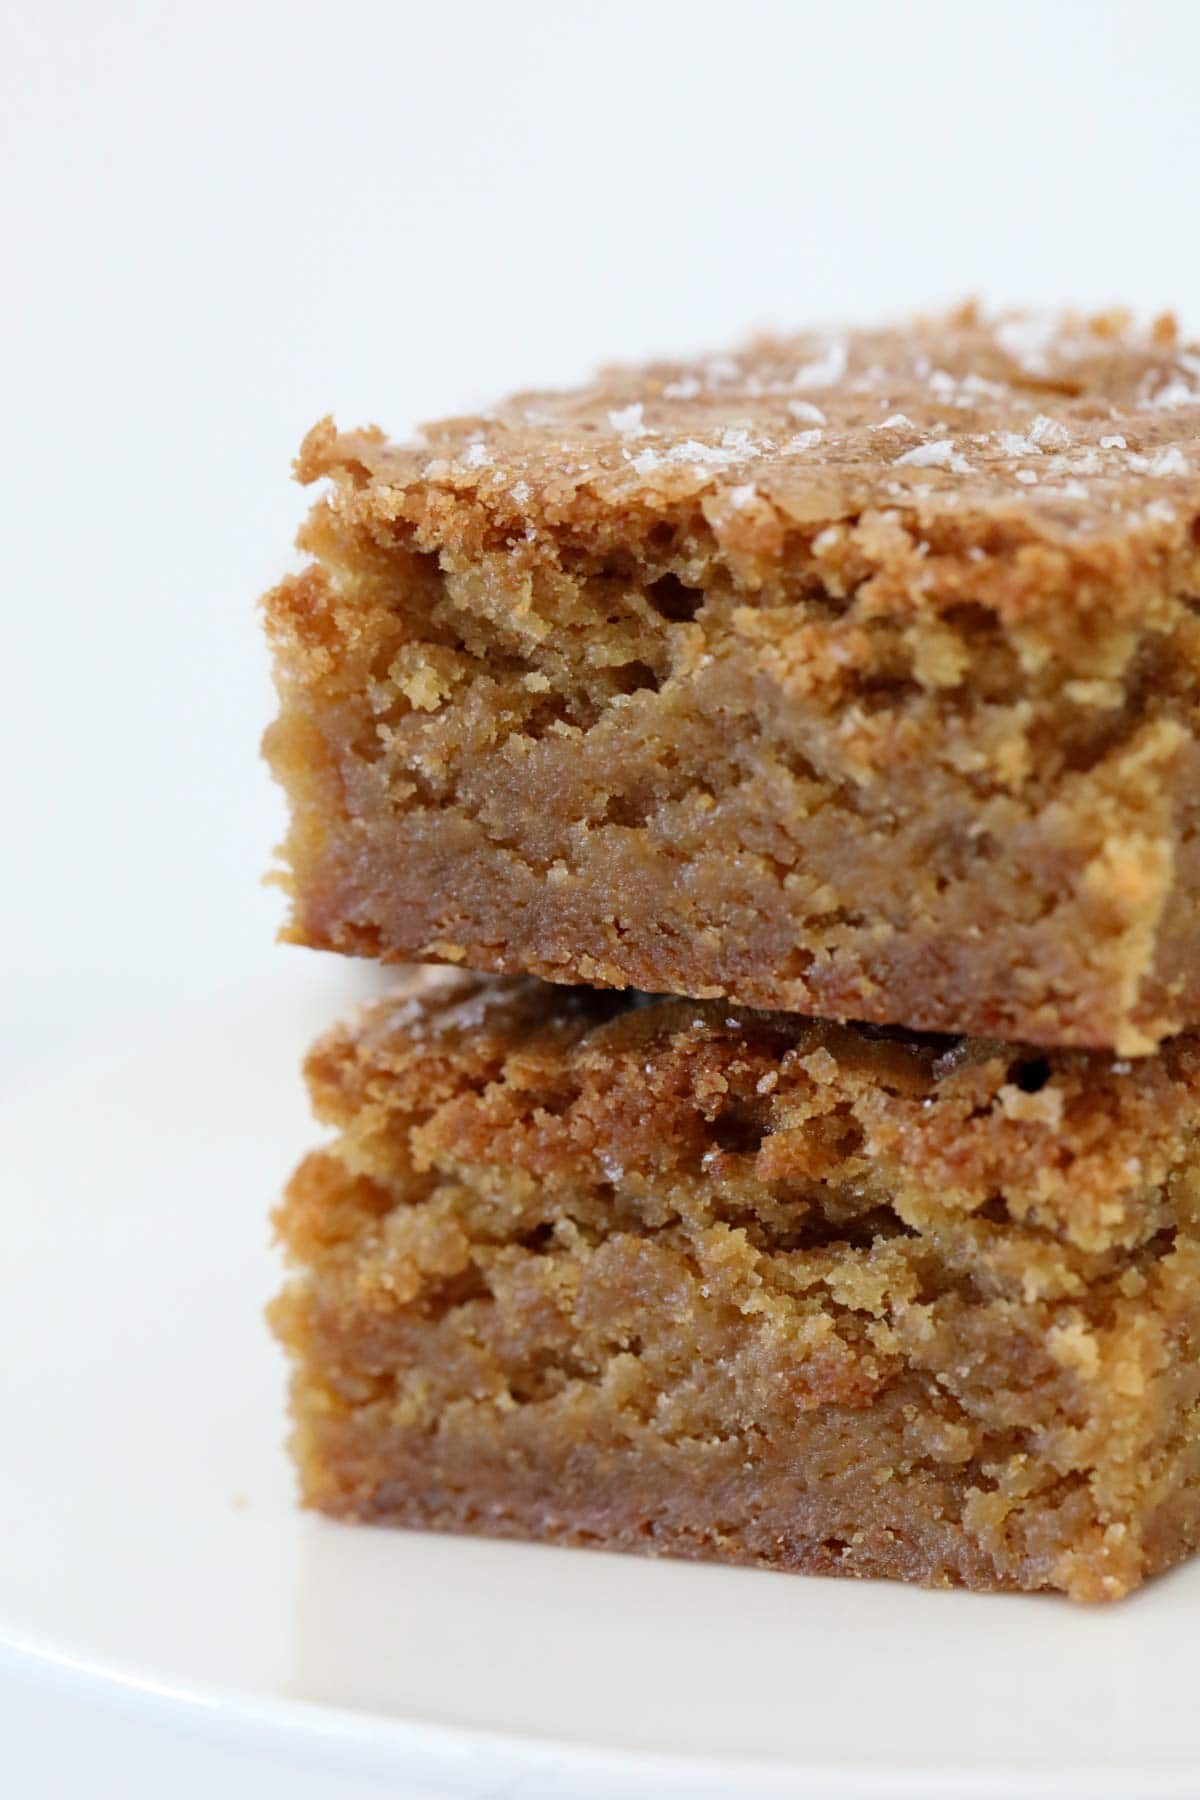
[295,416,1200,637]
[262,480,1200,1049]
[271,976,1200,1599]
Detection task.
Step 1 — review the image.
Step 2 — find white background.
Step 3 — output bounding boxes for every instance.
[3,0,1199,1793]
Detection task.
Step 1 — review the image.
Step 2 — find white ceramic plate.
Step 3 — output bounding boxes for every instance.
[2,968,1199,1800]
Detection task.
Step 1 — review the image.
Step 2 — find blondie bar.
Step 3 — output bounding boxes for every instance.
[271,970,1200,1599]
[263,306,1200,1052]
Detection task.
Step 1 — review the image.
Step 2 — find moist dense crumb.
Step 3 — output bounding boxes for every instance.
[271,970,1200,1601]
[262,304,1200,1052]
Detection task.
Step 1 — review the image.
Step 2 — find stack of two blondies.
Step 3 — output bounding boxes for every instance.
[263,308,1200,1600]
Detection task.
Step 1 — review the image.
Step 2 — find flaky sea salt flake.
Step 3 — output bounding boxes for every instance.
[1147,378,1200,411]
[608,402,648,439]
[792,340,847,389]
[660,436,746,474]
[1029,414,1071,450]
[996,314,1059,376]
[1069,449,1103,476]
[895,438,972,475]
[929,369,976,406]
[662,375,702,401]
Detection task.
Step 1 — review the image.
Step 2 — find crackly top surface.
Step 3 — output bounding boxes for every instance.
[307,971,1200,1260]
[296,304,1200,601]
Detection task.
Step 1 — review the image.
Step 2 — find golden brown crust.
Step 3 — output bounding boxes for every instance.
[262,308,1200,1051]
[272,972,1200,1600]
[296,303,1200,619]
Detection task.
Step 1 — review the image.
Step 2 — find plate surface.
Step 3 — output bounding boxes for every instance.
[2,968,1199,1800]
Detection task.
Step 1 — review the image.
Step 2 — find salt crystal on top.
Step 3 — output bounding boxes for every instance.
[664,430,753,470]
[996,314,1060,376]
[895,439,972,475]
[996,431,1039,458]
[928,370,958,401]
[1127,446,1190,477]
[792,340,847,389]
[377,307,1200,550]
[1145,378,1200,411]
[1029,414,1072,450]
[608,403,648,438]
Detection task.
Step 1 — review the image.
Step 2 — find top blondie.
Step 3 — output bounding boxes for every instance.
[264,305,1200,1052]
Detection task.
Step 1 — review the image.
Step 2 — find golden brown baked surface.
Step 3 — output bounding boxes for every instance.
[271,970,1200,1600]
[262,305,1200,1051]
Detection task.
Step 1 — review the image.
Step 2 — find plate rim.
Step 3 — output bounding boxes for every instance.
[4,1623,1199,1800]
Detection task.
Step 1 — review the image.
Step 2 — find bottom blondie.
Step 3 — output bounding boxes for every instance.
[271,972,1200,1600]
